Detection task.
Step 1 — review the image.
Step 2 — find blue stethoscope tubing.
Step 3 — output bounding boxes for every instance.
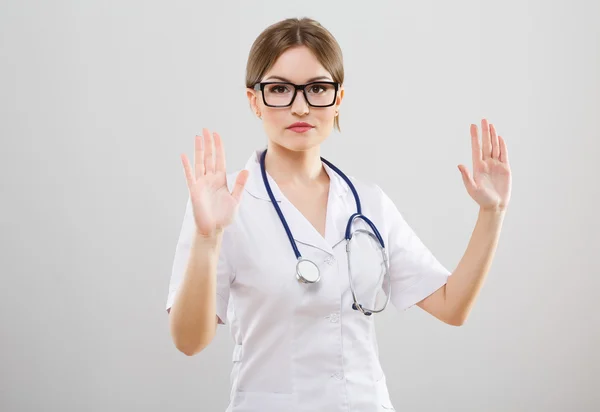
[259,148,391,315]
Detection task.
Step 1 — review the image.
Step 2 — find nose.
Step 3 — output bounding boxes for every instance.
[290,90,310,116]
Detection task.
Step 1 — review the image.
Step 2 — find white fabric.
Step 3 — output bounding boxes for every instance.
[166,148,451,411]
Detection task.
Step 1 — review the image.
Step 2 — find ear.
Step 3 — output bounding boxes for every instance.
[246,87,259,113]
[335,85,344,110]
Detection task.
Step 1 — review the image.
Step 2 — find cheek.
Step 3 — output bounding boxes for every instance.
[317,109,336,123]
[263,109,288,126]
[320,105,336,116]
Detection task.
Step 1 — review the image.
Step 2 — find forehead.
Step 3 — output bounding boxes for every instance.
[263,46,332,83]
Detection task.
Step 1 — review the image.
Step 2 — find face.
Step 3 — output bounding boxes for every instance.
[246,45,344,153]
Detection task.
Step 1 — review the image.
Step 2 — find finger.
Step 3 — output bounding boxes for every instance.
[181,153,195,188]
[194,133,205,179]
[203,128,215,174]
[470,124,482,164]
[231,169,250,203]
[498,135,509,164]
[481,118,491,159]
[213,131,226,172]
[490,123,500,160]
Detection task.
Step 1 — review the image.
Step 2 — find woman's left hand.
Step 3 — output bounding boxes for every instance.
[458,118,512,211]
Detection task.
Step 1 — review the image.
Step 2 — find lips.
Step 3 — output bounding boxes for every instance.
[288,126,313,133]
[287,122,313,129]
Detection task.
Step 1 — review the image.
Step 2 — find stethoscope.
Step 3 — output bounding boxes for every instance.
[259,149,391,316]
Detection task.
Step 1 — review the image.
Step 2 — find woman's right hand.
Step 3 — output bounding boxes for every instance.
[181,128,249,237]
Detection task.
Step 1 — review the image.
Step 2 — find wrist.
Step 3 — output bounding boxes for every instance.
[194,228,224,245]
[479,204,507,214]
[478,206,507,224]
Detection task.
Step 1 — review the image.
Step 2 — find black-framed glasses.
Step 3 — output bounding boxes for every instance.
[253,81,339,108]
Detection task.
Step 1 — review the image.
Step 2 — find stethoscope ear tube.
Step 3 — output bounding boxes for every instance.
[347,233,391,316]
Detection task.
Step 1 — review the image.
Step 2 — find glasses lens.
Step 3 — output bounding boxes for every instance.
[263,82,336,107]
[304,82,336,106]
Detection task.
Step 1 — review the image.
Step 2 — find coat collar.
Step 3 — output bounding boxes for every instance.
[243,148,351,255]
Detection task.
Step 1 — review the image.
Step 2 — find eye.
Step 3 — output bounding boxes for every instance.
[269,85,290,93]
[309,85,326,93]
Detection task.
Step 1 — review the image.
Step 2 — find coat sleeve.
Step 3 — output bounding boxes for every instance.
[377,185,451,312]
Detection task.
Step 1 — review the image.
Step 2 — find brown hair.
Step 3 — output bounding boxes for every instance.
[245,17,344,132]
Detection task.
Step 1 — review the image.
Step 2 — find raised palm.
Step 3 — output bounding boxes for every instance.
[458,119,512,211]
[181,128,249,236]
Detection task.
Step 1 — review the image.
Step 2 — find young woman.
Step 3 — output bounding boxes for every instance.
[166,17,511,412]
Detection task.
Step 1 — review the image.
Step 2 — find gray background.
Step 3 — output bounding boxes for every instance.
[1,0,599,411]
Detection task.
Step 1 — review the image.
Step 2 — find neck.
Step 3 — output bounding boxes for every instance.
[264,142,328,187]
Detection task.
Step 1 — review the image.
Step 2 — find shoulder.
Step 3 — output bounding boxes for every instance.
[344,173,391,209]
[341,173,406,233]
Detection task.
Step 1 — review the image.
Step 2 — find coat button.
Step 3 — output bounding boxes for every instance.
[329,313,339,323]
[325,256,335,265]
[331,371,344,380]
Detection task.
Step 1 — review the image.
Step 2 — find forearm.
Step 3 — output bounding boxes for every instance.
[445,207,506,324]
[169,230,223,355]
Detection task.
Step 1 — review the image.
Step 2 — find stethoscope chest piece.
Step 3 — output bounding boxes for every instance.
[296,258,321,283]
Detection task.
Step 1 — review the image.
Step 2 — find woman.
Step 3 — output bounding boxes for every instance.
[166,17,511,412]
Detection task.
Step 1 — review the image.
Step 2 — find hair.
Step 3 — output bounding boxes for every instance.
[245,17,344,132]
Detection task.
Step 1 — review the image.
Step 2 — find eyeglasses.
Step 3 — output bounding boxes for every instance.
[253,81,339,108]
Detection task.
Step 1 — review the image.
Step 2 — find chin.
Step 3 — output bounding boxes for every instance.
[275,138,321,153]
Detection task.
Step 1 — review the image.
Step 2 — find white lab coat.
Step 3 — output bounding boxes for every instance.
[166,149,451,411]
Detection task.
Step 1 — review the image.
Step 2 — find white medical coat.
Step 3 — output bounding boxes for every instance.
[166,149,451,411]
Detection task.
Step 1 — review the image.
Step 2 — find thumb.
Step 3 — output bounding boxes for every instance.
[231,169,250,203]
[457,165,475,192]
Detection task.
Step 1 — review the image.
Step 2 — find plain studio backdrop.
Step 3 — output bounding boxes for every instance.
[1,0,598,411]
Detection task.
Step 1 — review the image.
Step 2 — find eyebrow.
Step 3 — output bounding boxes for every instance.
[264,75,332,83]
